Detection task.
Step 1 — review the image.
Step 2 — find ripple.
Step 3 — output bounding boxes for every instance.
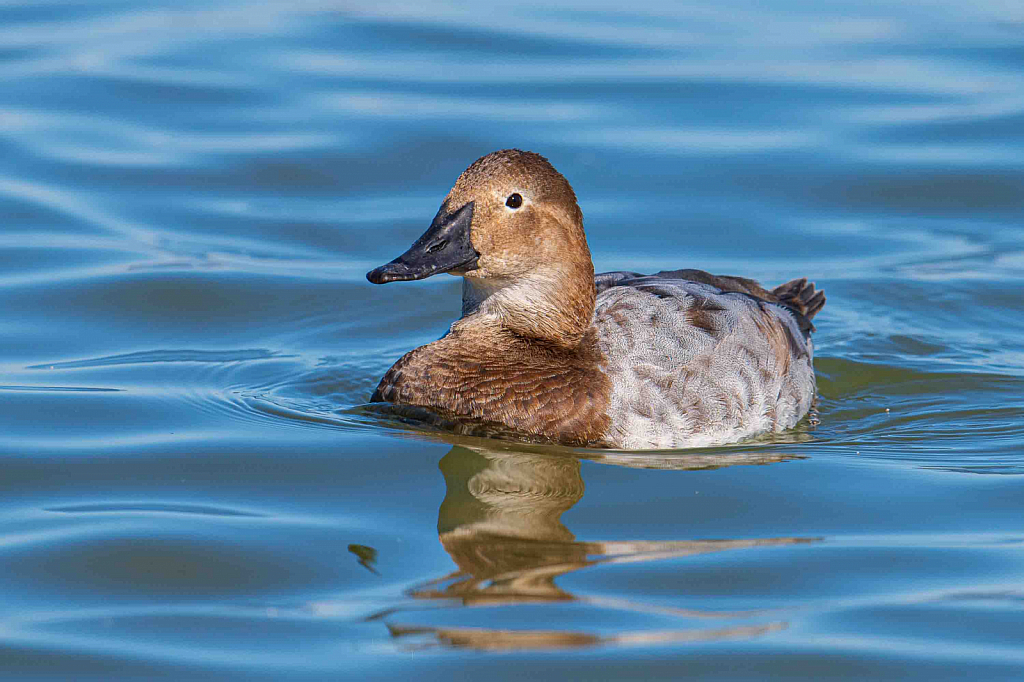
[275,49,1024,96]
[44,503,264,518]
[28,348,289,370]
[1,107,345,168]
[0,385,120,392]
[315,91,607,123]
[546,126,821,155]
[0,176,150,241]
[814,356,1024,470]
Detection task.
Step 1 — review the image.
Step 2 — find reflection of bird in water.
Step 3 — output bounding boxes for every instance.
[375,445,818,652]
[427,446,586,605]
[387,621,786,652]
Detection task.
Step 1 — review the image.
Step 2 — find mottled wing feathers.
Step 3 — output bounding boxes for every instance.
[597,269,825,337]
[594,271,643,294]
[592,274,818,449]
[646,269,777,300]
[595,269,769,298]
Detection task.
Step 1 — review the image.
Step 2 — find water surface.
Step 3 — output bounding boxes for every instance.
[2,0,1024,679]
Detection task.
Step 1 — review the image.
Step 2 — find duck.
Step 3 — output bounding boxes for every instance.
[366,149,825,450]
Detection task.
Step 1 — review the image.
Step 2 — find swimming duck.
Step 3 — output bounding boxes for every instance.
[366,149,825,450]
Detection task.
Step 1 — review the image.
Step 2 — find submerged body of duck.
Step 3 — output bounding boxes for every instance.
[366,150,824,450]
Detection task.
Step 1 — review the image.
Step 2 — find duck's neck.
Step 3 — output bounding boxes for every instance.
[460,264,595,349]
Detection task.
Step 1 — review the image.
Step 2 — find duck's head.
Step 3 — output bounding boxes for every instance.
[368,149,596,346]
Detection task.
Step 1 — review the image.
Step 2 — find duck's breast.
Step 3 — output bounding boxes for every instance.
[593,278,815,449]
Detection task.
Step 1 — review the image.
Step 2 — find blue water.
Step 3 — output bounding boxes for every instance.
[2,1,1024,679]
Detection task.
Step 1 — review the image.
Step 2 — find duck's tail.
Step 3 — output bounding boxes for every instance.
[773,278,826,330]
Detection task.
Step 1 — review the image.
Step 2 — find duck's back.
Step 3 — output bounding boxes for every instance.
[593,270,823,450]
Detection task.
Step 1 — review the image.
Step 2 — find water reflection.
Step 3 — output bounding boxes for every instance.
[379,445,817,651]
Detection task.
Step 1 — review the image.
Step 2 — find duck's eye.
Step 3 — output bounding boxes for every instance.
[505,193,523,209]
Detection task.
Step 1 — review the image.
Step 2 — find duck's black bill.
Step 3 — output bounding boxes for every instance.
[366,201,479,284]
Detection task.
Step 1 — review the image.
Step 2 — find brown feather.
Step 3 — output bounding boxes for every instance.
[373,322,612,447]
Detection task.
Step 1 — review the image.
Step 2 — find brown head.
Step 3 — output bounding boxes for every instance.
[368,150,596,347]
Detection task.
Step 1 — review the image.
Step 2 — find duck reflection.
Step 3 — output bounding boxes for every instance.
[378,444,816,652]
[423,447,586,605]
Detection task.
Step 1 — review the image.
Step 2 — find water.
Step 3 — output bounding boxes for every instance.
[2,0,1023,678]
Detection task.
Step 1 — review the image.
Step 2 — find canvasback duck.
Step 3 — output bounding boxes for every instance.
[366,149,825,450]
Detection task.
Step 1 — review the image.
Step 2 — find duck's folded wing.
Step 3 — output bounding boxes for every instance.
[595,271,643,294]
[594,277,810,363]
[592,277,818,449]
[594,269,824,335]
